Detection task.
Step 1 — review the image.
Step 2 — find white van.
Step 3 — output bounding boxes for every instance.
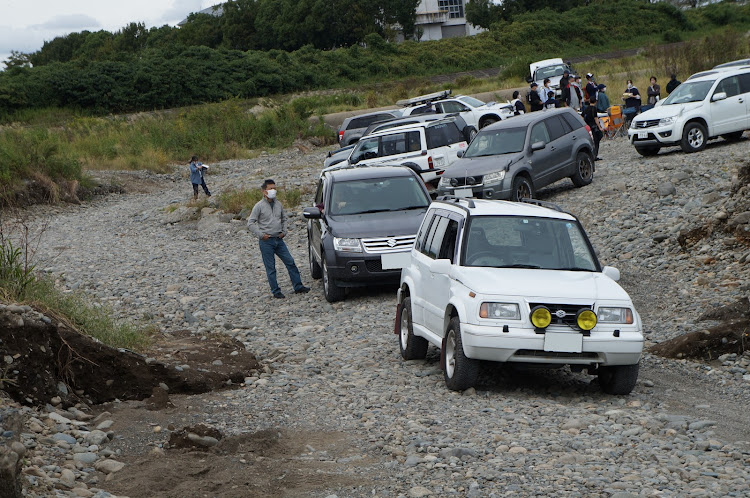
[346,119,468,183]
[628,65,750,156]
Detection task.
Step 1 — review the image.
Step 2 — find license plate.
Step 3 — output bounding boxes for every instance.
[543,332,583,353]
[637,131,648,139]
[381,252,411,270]
[454,187,473,198]
[434,157,445,168]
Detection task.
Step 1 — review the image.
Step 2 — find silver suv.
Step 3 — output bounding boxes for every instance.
[396,197,643,394]
[337,110,402,147]
[437,108,595,201]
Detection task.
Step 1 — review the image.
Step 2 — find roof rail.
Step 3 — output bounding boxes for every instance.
[435,195,475,208]
[519,198,564,212]
[396,89,451,107]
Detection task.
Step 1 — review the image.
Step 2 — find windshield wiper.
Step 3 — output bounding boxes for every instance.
[552,267,594,272]
[395,205,429,210]
[352,208,392,214]
[497,264,542,269]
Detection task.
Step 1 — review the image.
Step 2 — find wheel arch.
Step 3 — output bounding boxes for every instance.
[682,117,709,136]
[479,113,501,127]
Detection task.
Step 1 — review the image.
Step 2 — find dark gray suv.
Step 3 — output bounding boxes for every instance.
[337,110,402,147]
[302,166,431,302]
[437,108,595,201]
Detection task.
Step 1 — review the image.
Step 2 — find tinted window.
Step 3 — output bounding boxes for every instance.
[314,180,323,205]
[349,137,379,163]
[465,127,526,157]
[739,72,750,94]
[328,176,430,216]
[545,116,567,141]
[438,219,459,262]
[426,122,463,148]
[415,213,435,253]
[426,216,450,259]
[560,111,584,130]
[529,122,551,144]
[441,101,469,113]
[409,105,433,115]
[350,113,393,129]
[715,76,741,98]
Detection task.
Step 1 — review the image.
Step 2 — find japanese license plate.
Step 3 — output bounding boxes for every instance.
[637,131,648,139]
[454,188,473,198]
[381,252,411,270]
[543,331,583,353]
[434,156,445,168]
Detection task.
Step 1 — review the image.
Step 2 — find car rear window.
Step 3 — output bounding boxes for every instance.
[426,122,464,148]
[349,113,394,129]
[545,116,568,141]
[328,176,430,216]
[560,111,585,130]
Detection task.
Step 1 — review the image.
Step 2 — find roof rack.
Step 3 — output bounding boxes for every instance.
[435,195,475,209]
[519,198,564,212]
[396,89,451,107]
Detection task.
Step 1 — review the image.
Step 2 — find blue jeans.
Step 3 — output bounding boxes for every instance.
[259,237,303,295]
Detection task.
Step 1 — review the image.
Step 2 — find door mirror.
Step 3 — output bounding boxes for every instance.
[429,258,451,275]
[526,75,533,83]
[456,149,464,158]
[711,92,727,102]
[602,266,620,281]
[302,207,322,219]
[530,141,546,152]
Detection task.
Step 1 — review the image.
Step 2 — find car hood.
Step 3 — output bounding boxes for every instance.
[327,208,427,238]
[457,267,631,302]
[480,102,514,113]
[637,101,702,120]
[440,155,518,178]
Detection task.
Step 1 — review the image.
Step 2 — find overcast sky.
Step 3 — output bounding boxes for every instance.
[0,0,219,65]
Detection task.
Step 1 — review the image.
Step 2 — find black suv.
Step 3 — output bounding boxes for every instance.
[302,166,431,302]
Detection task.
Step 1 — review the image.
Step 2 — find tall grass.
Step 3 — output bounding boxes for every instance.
[217,187,303,214]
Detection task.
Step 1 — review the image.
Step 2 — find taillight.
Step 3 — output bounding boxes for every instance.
[338,130,344,142]
[585,125,593,140]
[428,156,434,169]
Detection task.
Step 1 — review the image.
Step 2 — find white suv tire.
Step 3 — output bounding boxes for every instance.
[443,317,479,391]
[399,297,428,360]
[598,363,640,395]
[680,122,707,153]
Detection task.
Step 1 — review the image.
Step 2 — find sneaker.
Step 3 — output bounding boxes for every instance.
[294,286,310,294]
[273,292,286,299]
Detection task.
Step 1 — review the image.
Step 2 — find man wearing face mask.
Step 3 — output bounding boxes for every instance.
[248,179,310,299]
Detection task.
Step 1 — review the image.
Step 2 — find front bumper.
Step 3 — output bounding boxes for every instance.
[460,322,643,366]
[327,252,404,287]
[628,124,679,147]
[437,181,511,200]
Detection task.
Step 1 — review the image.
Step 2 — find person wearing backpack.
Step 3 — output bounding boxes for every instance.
[528,83,543,111]
[511,91,526,115]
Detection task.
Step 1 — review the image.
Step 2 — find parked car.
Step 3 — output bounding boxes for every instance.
[398,90,514,130]
[324,114,477,169]
[628,65,750,155]
[396,196,644,394]
[302,165,431,302]
[713,58,750,69]
[437,108,595,201]
[337,110,402,147]
[346,119,468,183]
[526,58,575,98]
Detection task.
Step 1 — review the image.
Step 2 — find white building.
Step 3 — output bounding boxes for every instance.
[415,0,484,41]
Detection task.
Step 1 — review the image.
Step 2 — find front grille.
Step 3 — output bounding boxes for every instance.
[529,303,592,328]
[449,175,484,188]
[634,119,660,129]
[362,235,416,254]
[365,259,383,272]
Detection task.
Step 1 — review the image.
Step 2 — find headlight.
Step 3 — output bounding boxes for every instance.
[530,306,552,329]
[439,176,451,187]
[483,170,506,184]
[479,302,520,320]
[333,237,362,252]
[658,116,676,126]
[598,307,634,324]
[576,309,597,331]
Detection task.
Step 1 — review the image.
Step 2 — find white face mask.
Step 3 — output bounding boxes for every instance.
[266,189,277,199]
[627,83,633,90]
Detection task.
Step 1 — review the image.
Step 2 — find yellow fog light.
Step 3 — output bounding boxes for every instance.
[530,306,552,329]
[576,309,597,331]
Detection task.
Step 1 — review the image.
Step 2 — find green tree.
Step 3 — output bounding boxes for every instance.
[2,51,32,70]
[466,0,504,28]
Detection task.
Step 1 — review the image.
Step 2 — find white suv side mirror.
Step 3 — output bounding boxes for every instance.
[711,92,727,102]
[429,259,452,275]
[602,266,620,281]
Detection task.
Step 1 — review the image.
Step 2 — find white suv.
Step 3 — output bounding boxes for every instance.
[347,119,467,183]
[396,197,644,394]
[628,65,750,156]
[398,91,514,131]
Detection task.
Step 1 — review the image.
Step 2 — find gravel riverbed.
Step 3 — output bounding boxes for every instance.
[10,135,750,497]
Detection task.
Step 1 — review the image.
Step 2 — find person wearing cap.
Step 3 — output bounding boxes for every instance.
[596,84,610,114]
[528,82,543,111]
[585,73,598,106]
[559,69,571,106]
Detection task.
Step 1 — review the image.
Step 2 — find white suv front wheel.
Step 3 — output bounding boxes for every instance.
[680,122,707,153]
[399,297,428,360]
[443,317,479,391]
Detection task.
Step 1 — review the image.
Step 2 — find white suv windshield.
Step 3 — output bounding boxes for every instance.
[463,216,597,270]
[662,80,715,104]
[329,176,430,216]
[535,65,566,80]
[458,96,485,108]
[465,128,526,157]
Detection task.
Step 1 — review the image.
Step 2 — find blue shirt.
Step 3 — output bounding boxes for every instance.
[189,161,205,184]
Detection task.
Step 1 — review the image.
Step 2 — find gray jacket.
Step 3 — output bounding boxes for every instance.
[247,198,286,239]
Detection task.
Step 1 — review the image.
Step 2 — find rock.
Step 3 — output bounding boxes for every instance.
[84,430,109,446]
[186,433,220,447]
[408,486,432,498]
[73,453,98,465]
[52,433,77,445]
[59,468,76,487]
[96,420,114,431]
[95,459,125,474]
[657,182,676,197]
